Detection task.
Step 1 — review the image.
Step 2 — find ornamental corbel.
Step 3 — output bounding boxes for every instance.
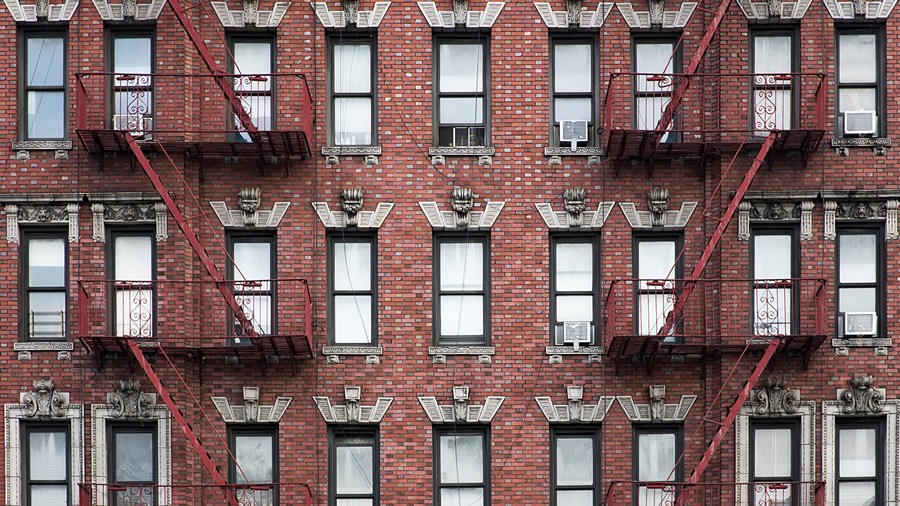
[453,386,469,421]
[239,187,261,227]
[563,188,585,228]
[21,379,69,419]
[886,200,898,240]
[823,200,837,240]
[839,375,884,415]
[451,187,474,228]
[649,385,666,421]
[341,188,364,227]
[738,201,751,241]
[753,376,799,415]
[108,380,156,419]
[647,186,670,228]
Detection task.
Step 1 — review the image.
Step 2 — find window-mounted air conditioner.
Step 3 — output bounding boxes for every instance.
[560,120,589,152]
[843,111,877,136]
[844,312,877,336]
[113,114,153,138]
[563,321,591,351]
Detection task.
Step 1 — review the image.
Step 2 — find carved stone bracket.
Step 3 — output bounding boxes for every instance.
[312,191,394,229]
[211,387,292,423]
[419,197,505,231]
[418,386,505,423]
[92,202,168,242]
[313,386,394,424]
[737,199,814,241]
[822,0,896,18]
[341,188,365,226]
[535,386,615,423]
[823,194,898,240]
[210,189,290,229]
[211,0,290,27]
[535,200,614,231]
[91,0,167,20]
[616,0,698,28]
[751,377,800,416]
[3,0,78,20]
[21,379,70,419]
[619,200,697,230]
[107,380,157,419]
[839,375,885,415]
[418,0,504,27]
[312,0,390,27]
[617,388,697,422]
[4,203,79,244]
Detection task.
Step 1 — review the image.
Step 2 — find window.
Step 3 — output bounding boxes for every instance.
[550,235,598,345]
[328,235,376,345]
[836,419,883,506]
[633,37,680,142]
[110,230,155,338]
[435,427,489,506]
[230,36,274,141]
[634,426,682,506]
[551,37,596,147]
[435,235,490,345]
[836,227,883,338]
[330,428,378,506]
[109,424,157,506]
[551,428,600,506]
[836,28,883,137]
[752,30,796,133]
[329,34,376,146]
[229,427,278,506]
[22,230,67,341]
[22,31,66,140]
[228,234,275,344]
[435,37,488,147]
[751,228,798,336]
[751,420,799,506]
[24,424,70,506]
[635,235,682,340]
[110,31,154,132]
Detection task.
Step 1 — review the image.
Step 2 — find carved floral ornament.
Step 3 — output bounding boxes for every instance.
[313,386,394,424]
[419,386,505,423]
[313,188,395,229]
[535,188,614,230]
[4,203,79,244]
[211,187,291,229]
[107,380,157,419]
[92,202,169,242]
[824,199,898,240]
[752,376,800,416]
[839,375,885,415]
[419,187,505,231]
[737,199,814,241]
[21,379,70,419]
[535,385,615,423]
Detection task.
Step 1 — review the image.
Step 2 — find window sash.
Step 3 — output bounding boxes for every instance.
[25,425,70,506]
[436,39,487,146]
[229,428,278,506]
[230,235,276,342]
[24,233,68,341]
[24,32,66,140]
[436,429,488,506]
[436,237,488,343]
[551,429,598,506]
[329,236,376,345]
[333,432,378,504]
[230,38,274,141]
[551,238,596,344]
[836,228,883,337]
[331,39,375,146]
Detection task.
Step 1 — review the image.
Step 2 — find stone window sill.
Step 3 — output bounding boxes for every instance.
[544,147,604,165]
[322,146,382,165]
[13,141,72,160]
[832,337,891,356]
[545,346,604,364]
[14,341,73,360]
[428,146,495,166]
[322,346,382,364]
[830,138,890,155]
[429,346,495,364]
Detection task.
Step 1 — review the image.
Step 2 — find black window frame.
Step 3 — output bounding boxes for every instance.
[549,33,598,147]
[328,426,379,506]
[549,233,600,345]
[550,426,601,506]
[24,423,70,506]
[108,423,158,506]
[227,232,277,345]
[835,25,885,138]
[835,225,885,338]
[227,33,276,141]
[749,418,800,506]
[20,28,68,141]
[327,31,377,147]
[327,232,377,346]
[835,418,884,506]
[633,424,684,506]
[631,35,682,142]
[749,225,800,337]
[21,228,69,342]
[107,228,157,339]
[633,234,684,341]
[434,233,491,345]
[228,425,279,505]
[434,34,490,148]
[749,27,799,132]
[434,425,490,506]
[108,29,156,131]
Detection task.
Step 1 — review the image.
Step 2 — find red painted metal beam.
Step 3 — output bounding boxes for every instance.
[128,341,241,506]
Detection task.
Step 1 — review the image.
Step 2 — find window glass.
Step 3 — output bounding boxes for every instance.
[556,296,593,322]
[26,34,66,139]
[334,44,371,93]
[754,234,792,279]
[439,44,483,92]
[234,242,271,282]
[115,236,153,281]
[556,490,593,506]
[440,242,484,290]
[638,432,675,481]
[754,36,791,75]
[334,242,372,291]
[335,98,373,145]
[753,428,792,477]
[115,432,154,482]
[635,42,674,90]
[638,240,676,282]
[440,434,484,483]
[27,37,64,86]
[839,34,876,83]
[554,44,591,92]
[556,243,592,291]
[234,435,274,483]
[29,431,67,480]
[839,428,876,477]
[336,446,374,494]
[440,295,484,336]
[334,295,373,343]
[234,41,272,81]
[556,437,593,486]
[839,233,876,283]
[29,238,65,287]
[114,37,151,76]
[439,98,484,124]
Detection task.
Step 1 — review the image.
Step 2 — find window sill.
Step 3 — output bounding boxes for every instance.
[545,346,604,364]
[12,140,72,160]
[429,345,494,364]
[831,137,890,156]
[14,341,73,360]
[428,146,495,166]
[832,337,891,356]
[322,345,382,364]
[544,147,604,165]
[322,146,382,165]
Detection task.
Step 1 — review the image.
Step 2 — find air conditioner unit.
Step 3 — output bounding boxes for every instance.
[845,312,877,336]
[113,114,152,137]
[560,120,589,152]
[562,321,591,351]
[843,111,877,136]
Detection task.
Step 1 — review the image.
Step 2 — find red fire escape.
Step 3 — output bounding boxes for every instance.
[74,1,314,504]
[601,0,827,502]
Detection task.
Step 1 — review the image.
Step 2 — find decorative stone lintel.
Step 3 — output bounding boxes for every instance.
[322,346,384,355]
[535,389,615,423]
[210,191,290,230]
[91,0,168,20]
[210,0,290,27]
[13,342,74,352]
[428,146,495,157]
[822,193,899,240]
[533,2,614,27]
[537,200,616,231]
[615,0,698,28]
[544,346,604,364]
[418,387,505,423]
[321,146,383,164]
[91,201,169,242]
[211,388,292,423]
[4,202,80,244]
[418,201,505,231]
[312,201,394,229]
[617,393,697,422]
[313,387,394,424]
[735,0,813,20]
[418,1,504,27]
[2,0,79,21]
[620,201,697,230]
[311,0,390,27]
[737,199,815,241]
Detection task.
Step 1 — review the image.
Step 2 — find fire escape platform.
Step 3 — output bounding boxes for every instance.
[604,129,825,161]
[76,129,313,160]
[78,334,312,361]
[605,334,827,360]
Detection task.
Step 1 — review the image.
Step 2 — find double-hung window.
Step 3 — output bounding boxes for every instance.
[634,426,682,506]
[633,38,679,142]
[110,230,155,338]
[330,428,378,506]
[230,37,274,141]
[752,30,796,133]
[23,31,66,140]
[551,37,595,147]
[22,231,67,341]
[329,235,376,345]
[435,235,489,345]
[228,234,275,344]
[229,427,278,506]
[109,424,157,506]
[550,235,598,346]
[24,424,70,506]
[329,34,376,146]
[836,28,883,137]
[751,228,798,336]
[435,37,488,147]
[551,428,600,506]
[110,32,154,134]
[836,227,883,338]
[635,235,682,340]
[751,420,799,506]
[836,419,883,506]
[435,427,489,506]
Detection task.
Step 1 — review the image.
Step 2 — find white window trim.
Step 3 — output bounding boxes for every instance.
[4,402,84,506]
[91,404,172,506]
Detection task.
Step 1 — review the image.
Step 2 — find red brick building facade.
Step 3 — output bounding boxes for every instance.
[1,0,898,504]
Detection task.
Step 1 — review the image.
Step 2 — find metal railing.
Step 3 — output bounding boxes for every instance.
[78,482,313,506]
[605,481,825,506]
